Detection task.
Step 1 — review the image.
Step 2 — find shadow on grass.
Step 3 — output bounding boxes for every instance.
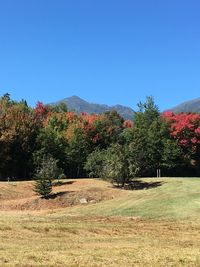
[124,180,164,190]
[53,180,75,186]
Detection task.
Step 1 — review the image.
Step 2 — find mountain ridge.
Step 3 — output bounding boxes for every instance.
[168,97,200,113]
[51,95,135,120]
[50,96,200,117]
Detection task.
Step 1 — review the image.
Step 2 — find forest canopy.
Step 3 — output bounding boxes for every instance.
[0,93,200,182]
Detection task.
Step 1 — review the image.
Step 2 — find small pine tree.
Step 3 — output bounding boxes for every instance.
[34,155,64,198]
[34,177,52,199]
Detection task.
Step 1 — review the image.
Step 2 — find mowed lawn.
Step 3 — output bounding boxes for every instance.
[0,178,200,266]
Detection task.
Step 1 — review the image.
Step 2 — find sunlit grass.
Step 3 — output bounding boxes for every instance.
[61,178,200,220]
[0,177,200,266]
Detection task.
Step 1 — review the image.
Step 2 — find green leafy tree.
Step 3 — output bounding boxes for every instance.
[85,144,130,187]
[161,139,184,176]
[66,127,90,177]
[33,113,68,174]
[103,144,130,187]
[52,102,68,113]
[84,148,106,178]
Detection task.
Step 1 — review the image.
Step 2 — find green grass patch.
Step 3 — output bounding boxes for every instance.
[60,178,200,221]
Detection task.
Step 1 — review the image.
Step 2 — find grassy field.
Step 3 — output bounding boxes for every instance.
[0,178,200,266]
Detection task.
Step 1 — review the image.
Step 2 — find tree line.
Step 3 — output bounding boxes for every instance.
[0,93,200,184]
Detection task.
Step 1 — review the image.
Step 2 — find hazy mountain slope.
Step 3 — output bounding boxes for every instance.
[169,97,200,113]
[51,96,134,120]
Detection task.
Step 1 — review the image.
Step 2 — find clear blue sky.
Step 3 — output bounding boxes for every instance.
[0,0,200,111]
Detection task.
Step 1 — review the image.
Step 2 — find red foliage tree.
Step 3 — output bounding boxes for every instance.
[34,101,50,124]
[162,111,200,153]
[123,120,133,128]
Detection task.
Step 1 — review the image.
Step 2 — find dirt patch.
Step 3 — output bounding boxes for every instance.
[0,179,124,211]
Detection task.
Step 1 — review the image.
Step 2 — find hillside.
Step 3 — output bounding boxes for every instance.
[1,177,200,219]
[169,97,200,113]
[0,179,123,211]
[60,177,200,220]
[51,95,135,120]
[1,178,200,266]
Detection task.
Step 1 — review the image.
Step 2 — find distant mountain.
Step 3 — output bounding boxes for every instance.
[51,96,134,120]
[169,98,200,113]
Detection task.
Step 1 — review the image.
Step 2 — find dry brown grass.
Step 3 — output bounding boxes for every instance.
[0,178,200,266]
[0,213,200,266]
[0,179,125,211]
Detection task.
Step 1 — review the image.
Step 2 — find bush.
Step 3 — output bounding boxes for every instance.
[85,144,131,187]
[84,149,106,178]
